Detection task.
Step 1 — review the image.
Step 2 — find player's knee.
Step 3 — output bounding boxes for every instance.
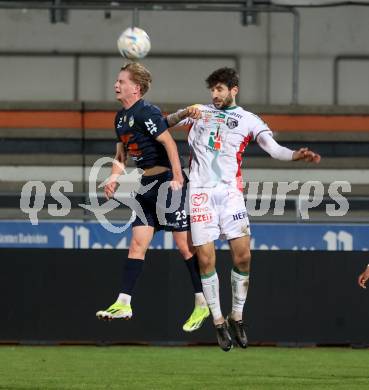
[197,251,215,271]
[174,233,195,259]
[178,247,194,259]
[129,237,147,258]
[234,250,251,271]
[176,240,195,259]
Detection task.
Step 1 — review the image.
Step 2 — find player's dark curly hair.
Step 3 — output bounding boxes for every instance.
[205,67,239,90]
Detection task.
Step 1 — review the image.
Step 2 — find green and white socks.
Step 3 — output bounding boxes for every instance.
[231,267,249,321]
[201,267,250,323]
[201,271,222,321]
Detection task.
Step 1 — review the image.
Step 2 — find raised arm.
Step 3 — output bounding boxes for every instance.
[256,132,321,163]
[358,265,369,289]
[166,106,201,127]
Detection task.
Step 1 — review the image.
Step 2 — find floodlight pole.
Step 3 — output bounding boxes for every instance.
[292,9,300,105]
[132,8,140,28]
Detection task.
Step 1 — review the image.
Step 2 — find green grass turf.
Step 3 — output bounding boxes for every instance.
[0,346,369,390]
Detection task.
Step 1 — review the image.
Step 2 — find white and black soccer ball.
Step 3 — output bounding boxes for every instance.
[117,27,151,59]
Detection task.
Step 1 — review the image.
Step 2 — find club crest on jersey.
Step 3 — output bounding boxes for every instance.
[226,117,238,129]
[129,116,134,127]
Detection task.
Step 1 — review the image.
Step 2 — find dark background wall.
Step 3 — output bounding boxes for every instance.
[1,249,369,345]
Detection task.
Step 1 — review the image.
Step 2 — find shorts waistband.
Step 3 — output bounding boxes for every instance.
[140,169,188,184]
[140,170,173,184]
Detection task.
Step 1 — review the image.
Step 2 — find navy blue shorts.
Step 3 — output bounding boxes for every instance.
[132,170,190,232]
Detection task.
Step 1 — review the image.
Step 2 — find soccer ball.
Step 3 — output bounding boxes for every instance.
[117,27,151,59]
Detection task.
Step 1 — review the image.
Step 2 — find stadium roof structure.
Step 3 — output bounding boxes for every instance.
[0,0,368,10]
[0,0,367,103]
[0,1,276,11]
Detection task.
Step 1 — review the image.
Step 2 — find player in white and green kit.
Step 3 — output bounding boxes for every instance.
[167,67,321,351]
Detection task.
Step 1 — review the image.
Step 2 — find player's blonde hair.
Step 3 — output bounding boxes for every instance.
[121,62,152,96]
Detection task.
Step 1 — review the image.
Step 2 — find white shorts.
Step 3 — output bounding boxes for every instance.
[189,183,251,247]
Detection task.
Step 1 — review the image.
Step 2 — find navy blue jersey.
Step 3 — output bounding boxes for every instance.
[115,99,171,169]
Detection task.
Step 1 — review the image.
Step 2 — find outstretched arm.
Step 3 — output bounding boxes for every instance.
[256,132,321,163]
[292,147,321,163]
[358,265,369,289]
[166,106,201,127]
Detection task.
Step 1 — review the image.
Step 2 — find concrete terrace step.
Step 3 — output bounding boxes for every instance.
[0,166,368,185]
[0,128,116,140]
[0,154,368,169]
[1,102,369,114]
[2,128,369,142]
[1,104,369,135]
[1,138,368,158]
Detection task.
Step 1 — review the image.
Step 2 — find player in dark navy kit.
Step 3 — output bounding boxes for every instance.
[96,63,209,331]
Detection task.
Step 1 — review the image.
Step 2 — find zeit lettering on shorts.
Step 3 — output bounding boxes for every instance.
[190,214,213,223]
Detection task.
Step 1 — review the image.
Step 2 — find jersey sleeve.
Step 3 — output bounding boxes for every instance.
[247,113,272,141]
[140,105,169,139]
[114,112,122,142]
[256,131,294,161]
[177,116,194,127]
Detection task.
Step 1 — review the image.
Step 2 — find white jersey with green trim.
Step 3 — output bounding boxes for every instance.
[183,104,272,189]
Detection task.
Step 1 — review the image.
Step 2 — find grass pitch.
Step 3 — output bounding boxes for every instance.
[1,346,369,389]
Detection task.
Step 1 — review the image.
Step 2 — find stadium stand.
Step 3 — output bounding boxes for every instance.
[1,102,369,222]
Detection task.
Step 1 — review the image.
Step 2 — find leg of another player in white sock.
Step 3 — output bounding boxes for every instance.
[197,242,224,324]
[229,235,251,321]
[201,271,223,323]
[231,268,249,321]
